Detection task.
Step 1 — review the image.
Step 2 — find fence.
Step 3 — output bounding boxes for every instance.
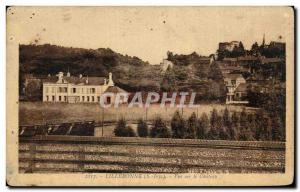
[19,136,285,173]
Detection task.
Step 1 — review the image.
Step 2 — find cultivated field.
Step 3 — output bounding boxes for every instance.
[19,102,254,125]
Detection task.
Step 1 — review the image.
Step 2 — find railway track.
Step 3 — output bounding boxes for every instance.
[19,136,285,173]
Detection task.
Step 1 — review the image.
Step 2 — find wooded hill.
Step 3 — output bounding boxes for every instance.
[19,44,225,101]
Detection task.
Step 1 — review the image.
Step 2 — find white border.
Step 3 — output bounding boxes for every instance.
[2,0,298,191]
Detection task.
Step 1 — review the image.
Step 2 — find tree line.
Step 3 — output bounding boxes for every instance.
[114,108,285,141]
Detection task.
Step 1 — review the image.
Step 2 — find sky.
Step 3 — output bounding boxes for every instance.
[7,6,293,64]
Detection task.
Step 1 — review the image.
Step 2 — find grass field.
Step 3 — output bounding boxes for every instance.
[19,102,255,125]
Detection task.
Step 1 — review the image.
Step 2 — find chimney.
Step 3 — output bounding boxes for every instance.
[67,67,70,77]
[108,72,114,86]
[85,76,89,84]
[57,72,64,83]
[104,78,107,85]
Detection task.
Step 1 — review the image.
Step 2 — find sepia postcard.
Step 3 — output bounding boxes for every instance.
[6,6,294,186]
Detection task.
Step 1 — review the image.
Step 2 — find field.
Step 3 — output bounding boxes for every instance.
[19,136,285,173]
[19,102,254,125]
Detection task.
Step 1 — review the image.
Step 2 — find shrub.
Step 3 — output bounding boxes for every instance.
[150,117,171,138]
[124,125,136,137]
[186,112,197,139]
[114,118,136,137]
[207,109,220,139]
[197,112,209,139]
[171,111,187,139]
[137,118,148,137]
[231,111,239,140]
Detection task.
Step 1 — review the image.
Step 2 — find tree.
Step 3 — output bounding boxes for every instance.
[271,114,283,141]
[150,117,171,138]
[219,115,229,140]
[114,118,136,137]
[254,109,265,140]
[186,112,197,139]
[171,111,187,138]
[197,112,209,139]
[222,108,232,140]
[264,116,273,141]
[208,62,223,81]
[238,108,254,141]
[161,67,177,91]
[207,109,220,139]
[231,111,239,140]
[137,118,148,137]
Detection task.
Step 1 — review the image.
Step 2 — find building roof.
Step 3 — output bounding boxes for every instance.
[43,76,106,85]
[235,83,248,92]
[104,86,128,94]
[260,57,283,64]
[223,57,238,62]
[237,56,258,61]
[224,73,244,80]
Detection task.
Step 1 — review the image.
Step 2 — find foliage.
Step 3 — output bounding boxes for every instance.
[197,112,209,139]
[171,111,187,138]
[137,118,148,137]
[150,117,171,138]
[186,112,197,139]
[114,118,136,137]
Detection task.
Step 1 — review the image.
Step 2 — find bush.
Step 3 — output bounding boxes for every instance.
[171,111,187,138]
[114,118,136,137]
[137,118,148,137]
[207,109,220,139]
[197,112,209,139]
[150,117,171,138]
[186,112,197,139]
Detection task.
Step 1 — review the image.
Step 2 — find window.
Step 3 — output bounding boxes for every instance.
[46,96,49,101]
[52,87,55,93]
[86,88,90,94]
[92,96,94,102]
[64,96,67,102]
[59,96,62,101]
[87,96,90,102]
[52,96,55,101]
[58,87,67,93]
[97,96,100,102]
[72,88,76,93]
[82,96,85,102]
[91,88,96,94]
[107,97,111,104]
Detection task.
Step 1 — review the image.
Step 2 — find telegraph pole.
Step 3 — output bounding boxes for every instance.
[101,106,104,137]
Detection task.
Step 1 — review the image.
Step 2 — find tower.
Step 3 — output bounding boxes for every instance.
[262,33,265,47]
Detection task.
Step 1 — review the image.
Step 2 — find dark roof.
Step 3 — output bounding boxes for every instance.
[43,76,105,85]
[224,73,243,80]
[104,86,128,94]
[260,57,283,64]
[223,57,238,62]
[237,56,258,61]
[235,83,248,92]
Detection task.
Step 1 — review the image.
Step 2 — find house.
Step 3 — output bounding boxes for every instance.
[223,73,248,104]
[219,41,240,52]
[42,72,127,104]
[160,59,174,72]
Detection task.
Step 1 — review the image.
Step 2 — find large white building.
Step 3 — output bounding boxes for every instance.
[42,72,127,103]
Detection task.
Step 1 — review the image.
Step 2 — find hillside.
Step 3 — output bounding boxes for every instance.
[19,44,162,91]
[19,44,225,101]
